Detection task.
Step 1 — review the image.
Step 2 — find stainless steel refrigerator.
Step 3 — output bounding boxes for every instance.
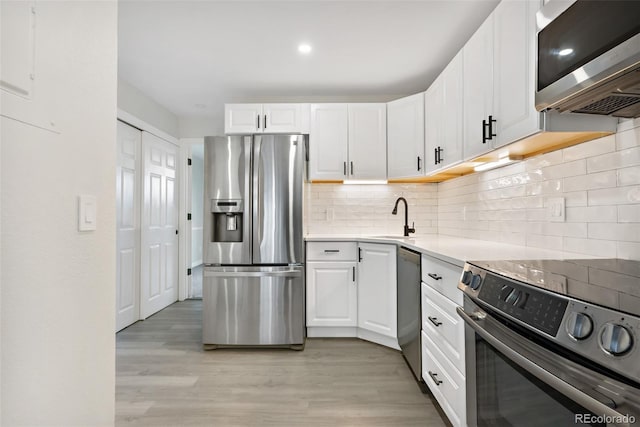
[202,135,305,349]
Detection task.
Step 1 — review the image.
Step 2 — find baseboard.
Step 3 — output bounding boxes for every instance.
[307,326,400,351]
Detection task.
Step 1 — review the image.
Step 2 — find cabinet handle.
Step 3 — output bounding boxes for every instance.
[257,115,260,130]
[358,247,363,262]
[264,114,267,130]
[438,147,444,163]
[433,148,438,165]
[488,115,496,140]
[428,371,443,386]
[350,161,354,175]
[417,156,422,171]
[482,119,488,144]
[324,249,340,253]
[428,316,443,327]
[428,273,442,280]
[343,161,347,176]
[352,266,356,282]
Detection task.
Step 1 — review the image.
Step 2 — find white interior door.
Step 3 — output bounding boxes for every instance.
[141,131,179,318]
[116,121,141,331]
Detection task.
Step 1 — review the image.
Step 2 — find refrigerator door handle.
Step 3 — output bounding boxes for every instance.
[204,269,302,278]
[253,135,263,257]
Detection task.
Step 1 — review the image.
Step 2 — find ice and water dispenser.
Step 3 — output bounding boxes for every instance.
[211,199,243,243]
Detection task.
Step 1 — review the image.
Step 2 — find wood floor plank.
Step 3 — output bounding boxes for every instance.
[116,300,449,426]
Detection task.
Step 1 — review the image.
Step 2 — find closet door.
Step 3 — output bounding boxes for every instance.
[140,132,179,318]
[116,121,141,331]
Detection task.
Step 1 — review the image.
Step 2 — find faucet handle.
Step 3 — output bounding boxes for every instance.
[408,222,416,234]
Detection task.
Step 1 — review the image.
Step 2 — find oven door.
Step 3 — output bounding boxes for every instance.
[458,296,640,427]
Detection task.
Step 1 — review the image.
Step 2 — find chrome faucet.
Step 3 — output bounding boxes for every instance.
[392,197,415,237]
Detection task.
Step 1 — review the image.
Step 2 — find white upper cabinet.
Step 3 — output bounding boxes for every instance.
[463,14,495,160]
[309,104,349,180]
[225,103,309,134]
[463,0,542,158]
[492,0,541,148]
[387,93,425,179]
[348,103,387,180]
[309,103,387,181]
[425,51,464,174]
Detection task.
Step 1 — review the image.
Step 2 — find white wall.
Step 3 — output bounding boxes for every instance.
[305,183,438,236]
[1,2,116,425]
[118,79,179,138]
[438,119,640,259]
[179,116,224,138]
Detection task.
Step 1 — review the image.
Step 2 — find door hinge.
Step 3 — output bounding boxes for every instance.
[187,158,192,166]
[187,213,192,220]
[187,268,192,276]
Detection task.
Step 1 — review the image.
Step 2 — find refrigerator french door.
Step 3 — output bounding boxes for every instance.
[202,135,305,349]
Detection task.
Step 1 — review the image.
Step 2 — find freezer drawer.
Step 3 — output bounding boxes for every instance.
[202,266,305,347]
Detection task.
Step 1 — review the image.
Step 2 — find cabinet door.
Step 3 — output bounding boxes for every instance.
[309,104,349,180]
[225,103,262,134]
[263,103,304,134]
[306,262,357,327]
[441,52,464,167]
[357,243,397,338]
[425,52,464,174]
[387,93,425,179]
[493,0,541,148]
[463,15,494,160]
[348,103,387,180]
[424,76,444,174]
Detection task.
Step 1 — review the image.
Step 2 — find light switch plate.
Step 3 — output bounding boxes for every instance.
[78,195,97,231]
[548,197,565,222]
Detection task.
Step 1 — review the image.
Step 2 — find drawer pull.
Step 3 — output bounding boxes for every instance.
[324,249,340,253]
[428,371,443,386]
[428,316,443,327]
[428,273,442,280]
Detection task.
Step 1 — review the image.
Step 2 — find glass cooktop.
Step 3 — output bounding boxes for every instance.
[467,259,640,317]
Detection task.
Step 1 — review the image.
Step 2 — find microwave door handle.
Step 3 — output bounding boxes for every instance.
[456,307,632,427]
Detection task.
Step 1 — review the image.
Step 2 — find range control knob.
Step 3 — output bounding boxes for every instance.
[470,274,482,290]
[505,289,521,306]
[565,312,593,340]
[461,271,473,286]
[499,285,514,301]
[600,323,633,356]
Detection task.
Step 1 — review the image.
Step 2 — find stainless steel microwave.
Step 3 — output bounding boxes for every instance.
[535,0,640,118]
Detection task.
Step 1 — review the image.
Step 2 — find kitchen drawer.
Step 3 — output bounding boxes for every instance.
[421,254,463,306]
[422,331,466,427]
[422,283,465,374]
[306,241,357,261]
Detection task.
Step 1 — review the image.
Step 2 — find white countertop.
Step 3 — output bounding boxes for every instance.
[305,234,596,267]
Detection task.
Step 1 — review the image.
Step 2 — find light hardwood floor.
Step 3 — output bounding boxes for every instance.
[116,300,449,426]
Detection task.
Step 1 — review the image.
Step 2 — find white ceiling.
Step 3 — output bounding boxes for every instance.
[118,0,500,120]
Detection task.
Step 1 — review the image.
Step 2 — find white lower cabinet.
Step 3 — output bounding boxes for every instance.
[357,243,397,342]
[306,241,398,349]
[422,331,466,427]
[421,254,466,427]
[306,261,357,327]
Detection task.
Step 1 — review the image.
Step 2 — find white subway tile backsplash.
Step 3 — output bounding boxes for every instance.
[617,166,640,186]
[563,170,617,192]
[588,186,640,206]
[618,205,640,223]
[566,206,617,223]
[616,124,640,150]
[586,146,640,173]
[306,124,639,259]
[562,135,616,162]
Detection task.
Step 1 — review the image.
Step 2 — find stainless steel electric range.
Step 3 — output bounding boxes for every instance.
[457,258,640,427]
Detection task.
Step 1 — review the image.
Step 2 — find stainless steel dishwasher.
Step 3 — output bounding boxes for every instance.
[397,246,427,392]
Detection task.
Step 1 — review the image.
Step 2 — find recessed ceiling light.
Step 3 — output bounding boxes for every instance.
[298,44,312,54]
[558,48,573,56]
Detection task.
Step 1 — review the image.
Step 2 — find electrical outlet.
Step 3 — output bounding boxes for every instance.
[548,197,565,222]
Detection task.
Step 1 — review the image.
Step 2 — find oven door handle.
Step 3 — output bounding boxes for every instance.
[457,306,635,427]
